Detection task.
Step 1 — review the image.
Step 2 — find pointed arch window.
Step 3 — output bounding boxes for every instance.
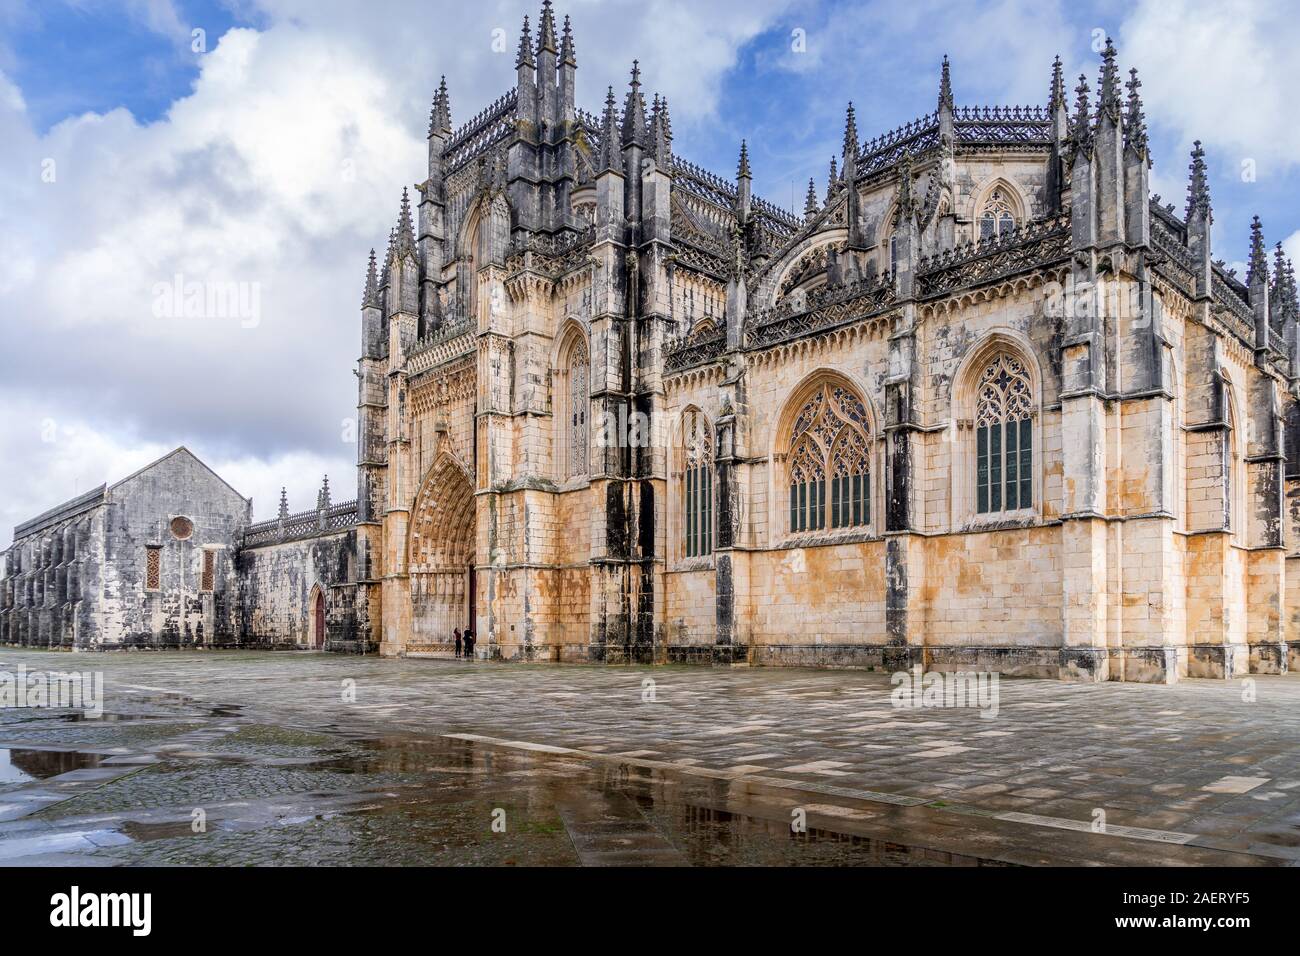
[788,384,871,533]
[975,354,1033,513]
[979,188,1017,241]
[683,411,713,557]
[566,339,589,479]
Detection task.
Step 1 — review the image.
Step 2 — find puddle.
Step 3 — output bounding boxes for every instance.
[0,748,103,784]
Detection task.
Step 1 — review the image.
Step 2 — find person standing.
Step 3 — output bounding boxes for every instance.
[453,628,462,659]
[464,628,475,660]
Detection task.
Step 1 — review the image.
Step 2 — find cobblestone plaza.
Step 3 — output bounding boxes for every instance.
[1,649,1297,866]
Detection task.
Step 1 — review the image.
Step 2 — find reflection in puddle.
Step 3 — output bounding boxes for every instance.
[0,748,102,784]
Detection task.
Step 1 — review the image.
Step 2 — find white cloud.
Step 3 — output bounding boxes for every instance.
[0,1,791,547]
[1120,0,1300,167]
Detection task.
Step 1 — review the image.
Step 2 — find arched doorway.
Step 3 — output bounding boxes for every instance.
[408,455,476,655]
[309,585,325,649]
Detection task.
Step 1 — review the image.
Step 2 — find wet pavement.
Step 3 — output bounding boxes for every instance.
[0,649,1297,866]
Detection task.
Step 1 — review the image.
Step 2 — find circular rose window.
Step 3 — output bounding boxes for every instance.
[170,516,194,540]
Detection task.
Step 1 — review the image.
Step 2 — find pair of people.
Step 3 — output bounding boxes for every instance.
[453,628,476,659]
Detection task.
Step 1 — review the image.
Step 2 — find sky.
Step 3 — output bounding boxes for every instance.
[2,0,1299,545]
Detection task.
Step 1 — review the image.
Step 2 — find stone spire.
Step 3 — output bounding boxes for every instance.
[278,487,289,520]
[804,177,819,218]
[598,85,620,172]
[381,227,395,284]
[1071,74,1092,150]
[428,75,451,136]
[621,61,648,146]
[1124,67,1148,154]
[736,139,752,221]
[362,248,378,307]
[1272,243,1297,323]
[842,102,859,171]
[560,13,576,66]
[1186,140,1211,220]
[1049,55,1066,112]
[515,14,535,69]
[826,156,838,203]
[1097,36,1121,122]
[537,0,557,54]
[1248,216,1269,287]
[651,94,672,165]
[395,187,415,254]
[937,54,953,111]
[318,475,331,511]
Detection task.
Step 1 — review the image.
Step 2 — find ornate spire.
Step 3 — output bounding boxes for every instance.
[598,85,619,172]
[737,139,751,180]
[428,75,451,136]
[317,475,331,511]
[362,248,378,307]
[1248,216,1269,287]
[560,14,576,66]
[1271,243,1296,320]
[842,102,859,164]
[805,177,819,217]
[1049,55,1065,110]
[826,156,838,203]
[1185,140,1211,220]
[938,55,953,111]
[621,60,648,146]
[278,487,288,520]
[659,97,672,142]
[1124,67,1148,154]
[1071,74,1092,149]
[1285,259,1300,321]
[515,14,535,69]
[537,1,557,55]
[395,187,415,253]
[1097,36,1121,121]
[651,95,672,165]
[382,227,396,281]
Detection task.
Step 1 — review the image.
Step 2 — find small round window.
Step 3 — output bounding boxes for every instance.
[170,516,194,540]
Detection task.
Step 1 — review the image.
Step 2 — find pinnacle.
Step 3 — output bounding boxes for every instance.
[538,0,558,55]
[516,14,535,68]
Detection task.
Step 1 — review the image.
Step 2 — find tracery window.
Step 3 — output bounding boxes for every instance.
[975,354,1033,513]
[145,546,161,592]
[566,339,589,479]
[788,384,871,533]
[979,188,1017,241]
[682,411,713,557]
[201,549,215,593]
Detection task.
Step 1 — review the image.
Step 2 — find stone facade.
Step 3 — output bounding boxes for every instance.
[0,448,249,647]
[345,7,1300,683]
[6,7,1300,682]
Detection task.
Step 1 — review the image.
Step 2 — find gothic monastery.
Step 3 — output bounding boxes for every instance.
[5,3,1300,684]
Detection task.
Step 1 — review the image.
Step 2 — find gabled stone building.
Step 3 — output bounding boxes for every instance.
[6,5,1300,683]
[0,448,250,647]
